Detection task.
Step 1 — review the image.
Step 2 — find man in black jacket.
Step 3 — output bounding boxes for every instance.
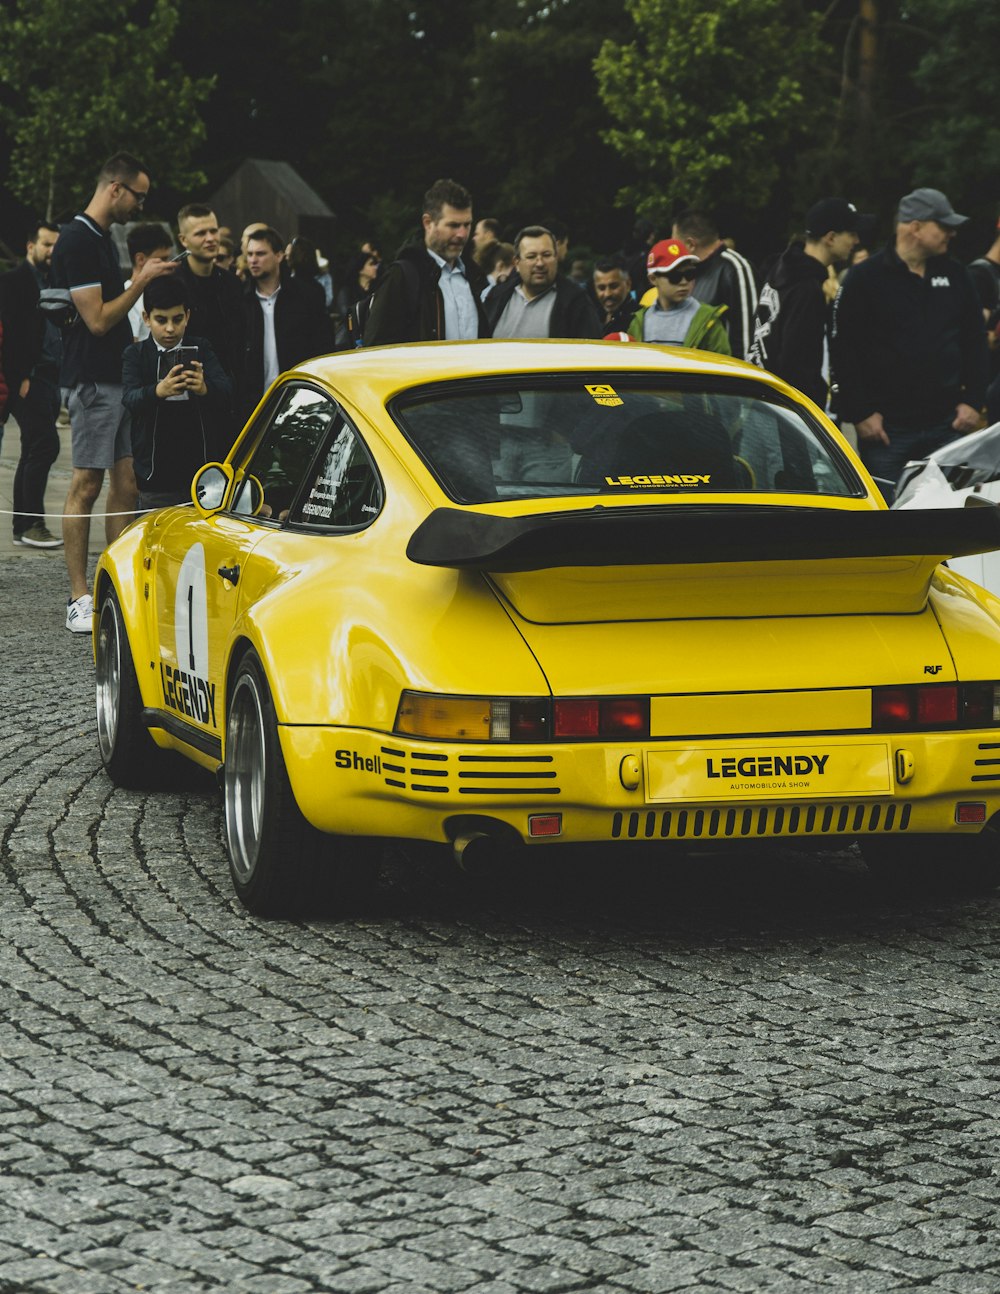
[242,226,332,419]
[672,209,758,359]
[486,226,603,339]
[0,220,63,546]
[363,178,491,346]
[831,187,987,489]
[747,197,859,409]
[175,203,245,446]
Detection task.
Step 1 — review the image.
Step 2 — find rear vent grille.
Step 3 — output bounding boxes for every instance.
[972,741,1000,783]
[611,801,912,841]
[379,748,561,796]
[457,753,560,796]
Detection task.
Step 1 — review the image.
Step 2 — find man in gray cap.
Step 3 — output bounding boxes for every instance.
[831,187,987,491]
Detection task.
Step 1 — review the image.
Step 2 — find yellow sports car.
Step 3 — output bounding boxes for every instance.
[94,340,1000,913]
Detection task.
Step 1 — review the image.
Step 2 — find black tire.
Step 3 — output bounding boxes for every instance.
[223,650,373,917]
[861,833,1000,895]
[95,585,165,788]
[224,651,310,915]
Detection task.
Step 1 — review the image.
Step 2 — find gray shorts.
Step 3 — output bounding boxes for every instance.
[64,383,131,470]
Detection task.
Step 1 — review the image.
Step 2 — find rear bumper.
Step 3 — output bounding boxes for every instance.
[278,726,1000,845]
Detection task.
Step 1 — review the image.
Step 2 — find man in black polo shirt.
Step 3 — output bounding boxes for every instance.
[50,152,175,633]
[831,187,987,492]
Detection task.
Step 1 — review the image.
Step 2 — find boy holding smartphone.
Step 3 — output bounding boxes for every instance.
[122,276,231,511]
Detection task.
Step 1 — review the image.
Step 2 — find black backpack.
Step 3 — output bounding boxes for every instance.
[38,286,78,331]
[348,259,420,347]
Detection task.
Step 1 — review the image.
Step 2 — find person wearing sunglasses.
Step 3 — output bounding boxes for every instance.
[625,240,730,354]
[49,151,177,635]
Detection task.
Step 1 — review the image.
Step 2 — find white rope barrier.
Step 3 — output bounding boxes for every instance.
[0,504,193,521]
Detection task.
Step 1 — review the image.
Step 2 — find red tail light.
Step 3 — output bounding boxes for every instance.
[917,685,957,724]
[873,687,913,729]
[601,698,649,737]
[554,698,649,739]
[554,700,599,738]
[873,683,999,731]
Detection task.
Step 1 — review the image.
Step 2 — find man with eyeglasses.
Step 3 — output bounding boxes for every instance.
[626,240,730,354]
[51,151,176,634]
[486,225,602,339]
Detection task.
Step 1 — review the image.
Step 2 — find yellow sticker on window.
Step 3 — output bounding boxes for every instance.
[604,474,712,487]
[585,383,623,407]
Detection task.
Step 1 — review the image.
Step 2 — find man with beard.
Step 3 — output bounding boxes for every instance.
[363,179,490,345]
[592,256,637,335]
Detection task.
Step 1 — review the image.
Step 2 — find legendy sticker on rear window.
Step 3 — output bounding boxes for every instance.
[604,474,713,487]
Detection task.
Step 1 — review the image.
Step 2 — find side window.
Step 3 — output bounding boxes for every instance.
[289,419,383,529]
[231,384,336,519]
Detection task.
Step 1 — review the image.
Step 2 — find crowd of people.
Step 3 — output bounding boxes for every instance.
[0,151,996,635]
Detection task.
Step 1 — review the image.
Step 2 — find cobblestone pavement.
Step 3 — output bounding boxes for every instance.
[1,555,999,1293]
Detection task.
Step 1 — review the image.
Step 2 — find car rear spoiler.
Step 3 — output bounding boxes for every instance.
[406,504,1000,572]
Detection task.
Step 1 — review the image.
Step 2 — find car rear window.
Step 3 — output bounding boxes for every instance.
[391,375,863,504]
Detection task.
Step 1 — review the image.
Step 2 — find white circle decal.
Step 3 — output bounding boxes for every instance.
[175,543,210,677]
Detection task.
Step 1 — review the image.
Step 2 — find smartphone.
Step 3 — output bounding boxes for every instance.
[158,345,199,383]
[170,249,189,261]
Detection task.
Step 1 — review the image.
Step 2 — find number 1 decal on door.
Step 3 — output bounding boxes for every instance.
[161,543,218,730]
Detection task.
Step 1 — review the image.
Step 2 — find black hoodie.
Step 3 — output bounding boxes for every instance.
[747,241,829,408]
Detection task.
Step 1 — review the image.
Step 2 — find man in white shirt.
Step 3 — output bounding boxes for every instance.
[363,179,491,346]
[242,226,332,417]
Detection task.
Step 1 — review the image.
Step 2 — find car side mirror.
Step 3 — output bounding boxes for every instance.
[230,473,266,516]
[192,462,233,513]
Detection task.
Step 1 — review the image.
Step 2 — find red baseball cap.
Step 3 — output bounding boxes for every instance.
[647,239,699,275]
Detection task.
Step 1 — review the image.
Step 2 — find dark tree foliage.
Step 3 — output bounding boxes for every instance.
[0,0,996,266]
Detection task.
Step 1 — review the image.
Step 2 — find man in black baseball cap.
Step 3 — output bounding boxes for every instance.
[831,186,985,492]
[747,197,860,408]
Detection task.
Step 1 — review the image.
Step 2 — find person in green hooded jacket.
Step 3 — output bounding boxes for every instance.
[627,239,730,355]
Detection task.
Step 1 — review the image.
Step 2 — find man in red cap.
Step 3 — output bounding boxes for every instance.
[626,240,730,353]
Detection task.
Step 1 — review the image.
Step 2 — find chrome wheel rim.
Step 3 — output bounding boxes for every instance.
[225,671,267,883]
[95,599,121,763]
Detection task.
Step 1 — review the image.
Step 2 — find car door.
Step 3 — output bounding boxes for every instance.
[150,382,342,758]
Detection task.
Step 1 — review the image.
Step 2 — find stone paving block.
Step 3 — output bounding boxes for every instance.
[4,555,1000,1294]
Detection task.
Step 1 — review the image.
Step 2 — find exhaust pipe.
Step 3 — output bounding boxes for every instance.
[452,832,493,870]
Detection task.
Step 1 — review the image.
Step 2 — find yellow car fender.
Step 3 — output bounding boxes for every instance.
[231,549,549,732]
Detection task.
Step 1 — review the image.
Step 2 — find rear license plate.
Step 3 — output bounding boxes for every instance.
[645,741,892,802]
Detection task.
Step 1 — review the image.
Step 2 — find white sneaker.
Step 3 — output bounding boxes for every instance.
[17,523,63,548]
[66,593,94,634]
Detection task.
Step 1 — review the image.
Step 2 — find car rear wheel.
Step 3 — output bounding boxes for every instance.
[223,650,372,916]
[95,585,164,787]
[860,834,1000,894]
